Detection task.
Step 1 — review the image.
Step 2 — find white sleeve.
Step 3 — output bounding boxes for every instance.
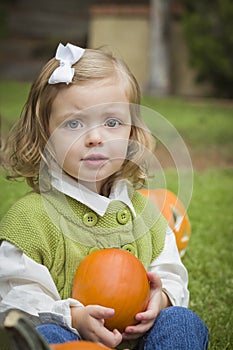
[0,241,82,330]
[149,226,189,307]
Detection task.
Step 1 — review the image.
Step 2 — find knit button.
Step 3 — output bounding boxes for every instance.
[116,209,130,224]
[89,247,100,254]
[83,212,98,227]
[122,244,136,255]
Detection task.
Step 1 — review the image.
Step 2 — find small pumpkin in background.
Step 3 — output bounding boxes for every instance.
[51,341,111,350]
[139,189,191,257]
[72,248,150,333]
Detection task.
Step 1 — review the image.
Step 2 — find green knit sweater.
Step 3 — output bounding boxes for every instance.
[0,187,167,349]
[0,187,167,300]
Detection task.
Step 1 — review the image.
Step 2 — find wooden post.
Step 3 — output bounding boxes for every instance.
[146,0,171,96]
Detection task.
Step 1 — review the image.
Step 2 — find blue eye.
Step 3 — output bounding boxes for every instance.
[65,120,82,129]
[105,118,121,128]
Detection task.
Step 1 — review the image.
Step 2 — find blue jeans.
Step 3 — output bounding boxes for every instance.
[143,306,209,350]
[36,323,80,344]
[36,306,209,349]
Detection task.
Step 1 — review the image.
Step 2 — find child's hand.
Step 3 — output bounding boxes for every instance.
[71,304,123,348]
[122,272,171,340]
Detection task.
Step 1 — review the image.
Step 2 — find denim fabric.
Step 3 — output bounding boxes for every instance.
[36,307,209,349]
[36,324,80,344]
[144,306,209,350]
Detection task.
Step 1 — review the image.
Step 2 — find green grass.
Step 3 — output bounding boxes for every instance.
[184,169,233,349]
[1,81,233,349]
[0,173,29,219]
[0,81,30,133]
[142,96,233,165]
[142,96,233,148]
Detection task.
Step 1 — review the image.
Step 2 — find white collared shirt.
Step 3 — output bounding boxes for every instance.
[0,176,189,330]
[51,170,136,217]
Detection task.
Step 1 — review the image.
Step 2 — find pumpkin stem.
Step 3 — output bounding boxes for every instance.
[2,310,52,350]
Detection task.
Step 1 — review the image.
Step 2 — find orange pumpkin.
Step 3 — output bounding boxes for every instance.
[72,248,150,333]
[51,341,111,349]
[139,189,191,257]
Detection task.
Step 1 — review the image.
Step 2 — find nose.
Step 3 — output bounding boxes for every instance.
[85,127,103,147]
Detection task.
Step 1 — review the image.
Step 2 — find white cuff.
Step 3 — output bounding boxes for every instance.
[39,298,83,335]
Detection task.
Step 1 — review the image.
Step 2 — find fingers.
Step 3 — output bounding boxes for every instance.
[122,309,155,340]
[123,322,151,340]
[91,327,123,348]
[80,305,123,348]
[86,305,115,320]
[122,273,163,341]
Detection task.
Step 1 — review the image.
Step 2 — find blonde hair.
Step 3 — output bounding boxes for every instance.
[4,47,155,195]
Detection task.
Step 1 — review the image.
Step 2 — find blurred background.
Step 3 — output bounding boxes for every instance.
[0,0,233,98]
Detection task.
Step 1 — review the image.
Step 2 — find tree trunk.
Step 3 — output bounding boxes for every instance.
[147,0,171,96]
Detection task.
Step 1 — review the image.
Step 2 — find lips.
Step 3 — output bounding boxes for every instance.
[83,154,108,161]
[81,154,109,167]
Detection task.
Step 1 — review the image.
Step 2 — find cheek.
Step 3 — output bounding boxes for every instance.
[118,143,129,161]
[49,134,81,166]
[107,136,130,159]
[59,145,82,179]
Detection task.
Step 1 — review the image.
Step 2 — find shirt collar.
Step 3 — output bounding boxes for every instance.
[50,168,136,218]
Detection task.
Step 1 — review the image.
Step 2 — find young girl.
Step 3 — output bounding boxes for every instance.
[0,43,208,349]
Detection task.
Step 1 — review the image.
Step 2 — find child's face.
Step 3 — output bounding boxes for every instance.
[49,80,132,193]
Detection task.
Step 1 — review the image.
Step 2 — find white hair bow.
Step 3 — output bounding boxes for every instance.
[48,43,85,85]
